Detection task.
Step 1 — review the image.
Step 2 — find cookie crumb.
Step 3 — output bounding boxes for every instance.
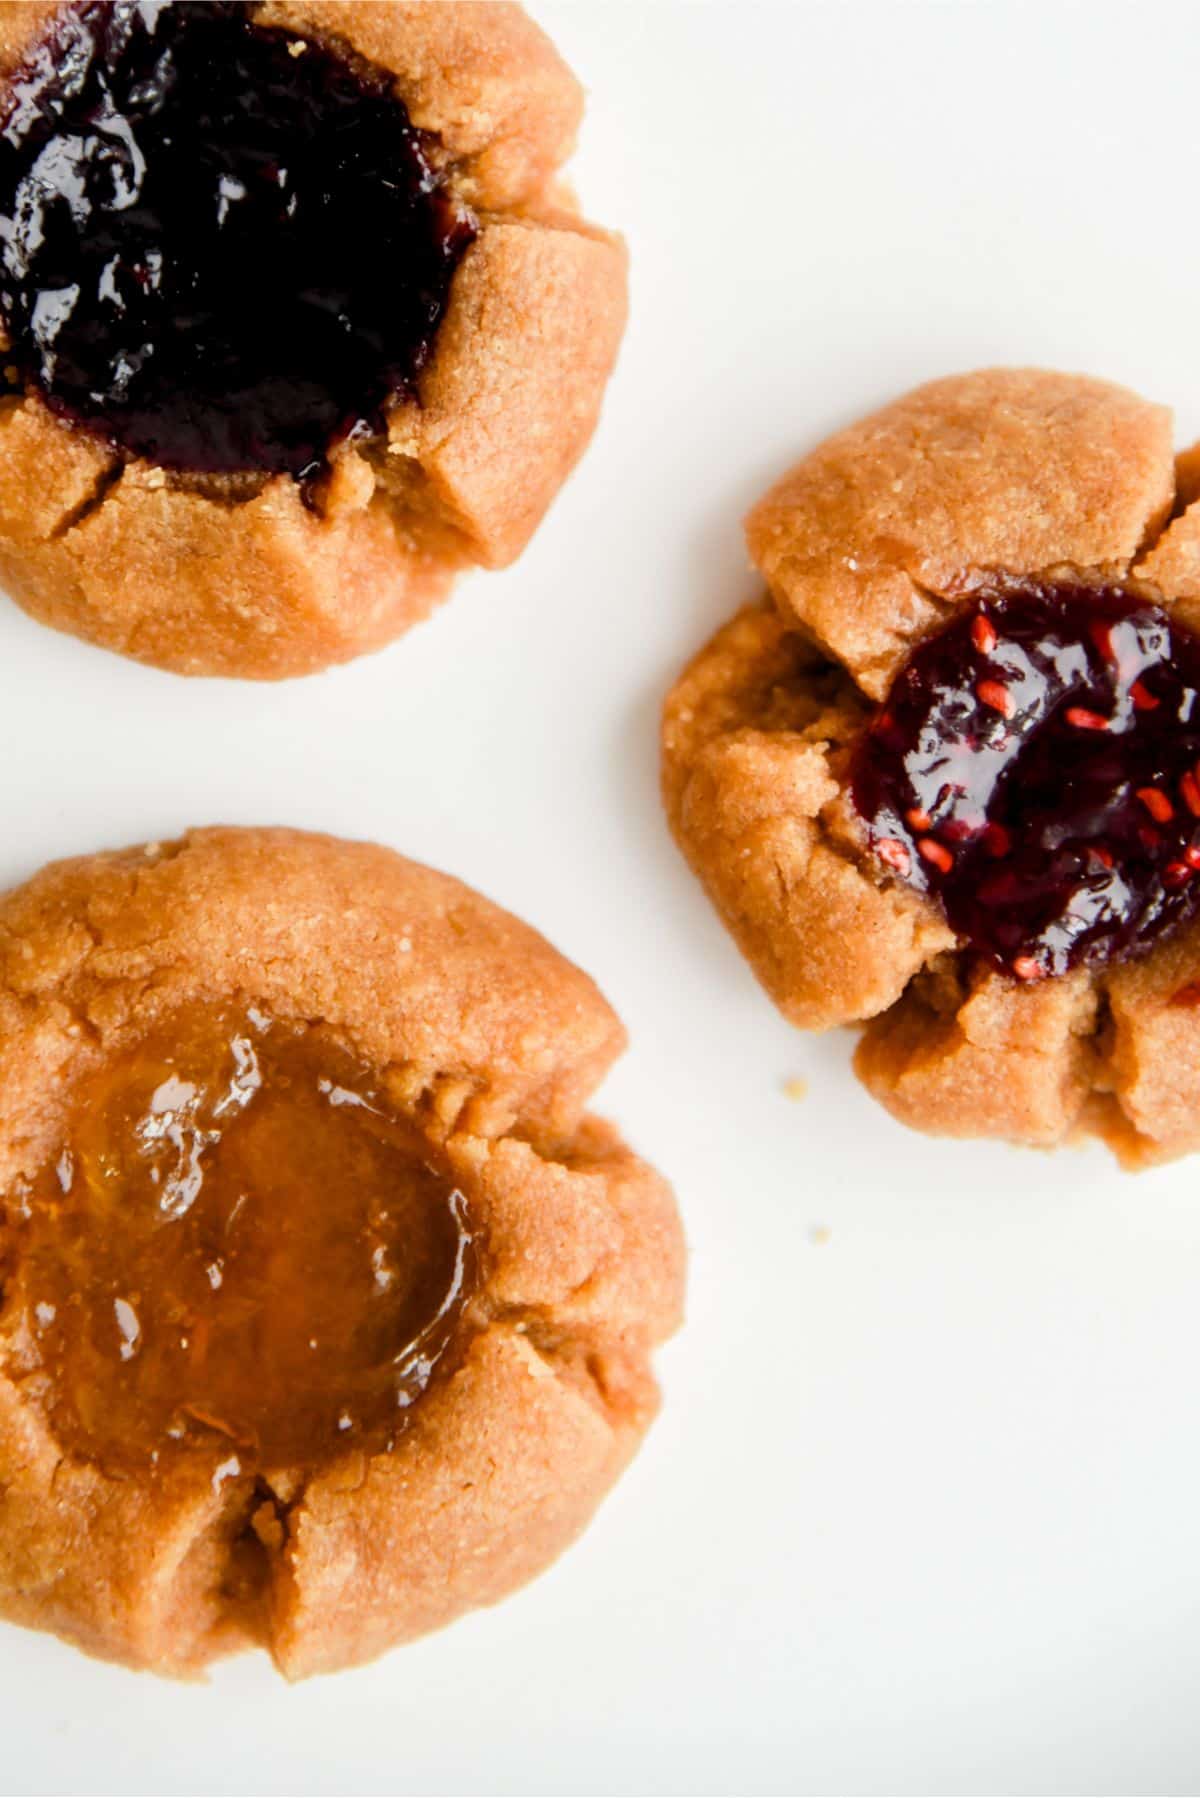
[808,1224,831,1246]
[782,1076,808,1102]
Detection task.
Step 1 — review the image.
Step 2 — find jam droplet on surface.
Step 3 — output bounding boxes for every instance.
[0,0,475,477]
[851,582,1200,979]
[2,1007,475,1470]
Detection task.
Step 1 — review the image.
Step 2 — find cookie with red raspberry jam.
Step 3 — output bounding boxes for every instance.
[664,369,1200,1166]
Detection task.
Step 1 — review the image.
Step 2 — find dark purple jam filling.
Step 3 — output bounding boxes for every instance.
[851,582,1200,980]
[0,0,475,478]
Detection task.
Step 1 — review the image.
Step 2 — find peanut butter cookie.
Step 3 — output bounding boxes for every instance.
[0,827,683,1676]
[0,2,626,676]
[664,369,1200,1166]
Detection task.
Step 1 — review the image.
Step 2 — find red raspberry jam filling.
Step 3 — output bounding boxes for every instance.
[851,582,1200,980]
[0,1,475,479]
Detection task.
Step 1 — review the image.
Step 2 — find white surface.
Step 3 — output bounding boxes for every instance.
[4,3,1200,1793]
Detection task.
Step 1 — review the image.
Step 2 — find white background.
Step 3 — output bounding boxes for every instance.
[4,2,1200,1793]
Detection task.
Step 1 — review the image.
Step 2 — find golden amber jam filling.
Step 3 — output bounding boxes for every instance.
[2,1007,474,1471]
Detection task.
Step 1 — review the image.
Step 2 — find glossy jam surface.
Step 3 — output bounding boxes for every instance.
[852,583,1200,979]
[3,1008,473,1469]
[0,1,474,477]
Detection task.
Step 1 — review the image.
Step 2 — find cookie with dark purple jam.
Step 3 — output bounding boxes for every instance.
[0,0,474,480]
[0,2,627,677]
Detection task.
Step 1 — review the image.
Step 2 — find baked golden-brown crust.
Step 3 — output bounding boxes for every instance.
[0,828,685,1676]
[746,369,1174,701]
[662,604,955,1029]
[664,368,1200,1166]
[0,2,628,677]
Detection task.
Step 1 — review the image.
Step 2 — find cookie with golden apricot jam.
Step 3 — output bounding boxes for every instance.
[663,368,1200,1167]
[0,828,683,1677]
[0,1,626,677]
